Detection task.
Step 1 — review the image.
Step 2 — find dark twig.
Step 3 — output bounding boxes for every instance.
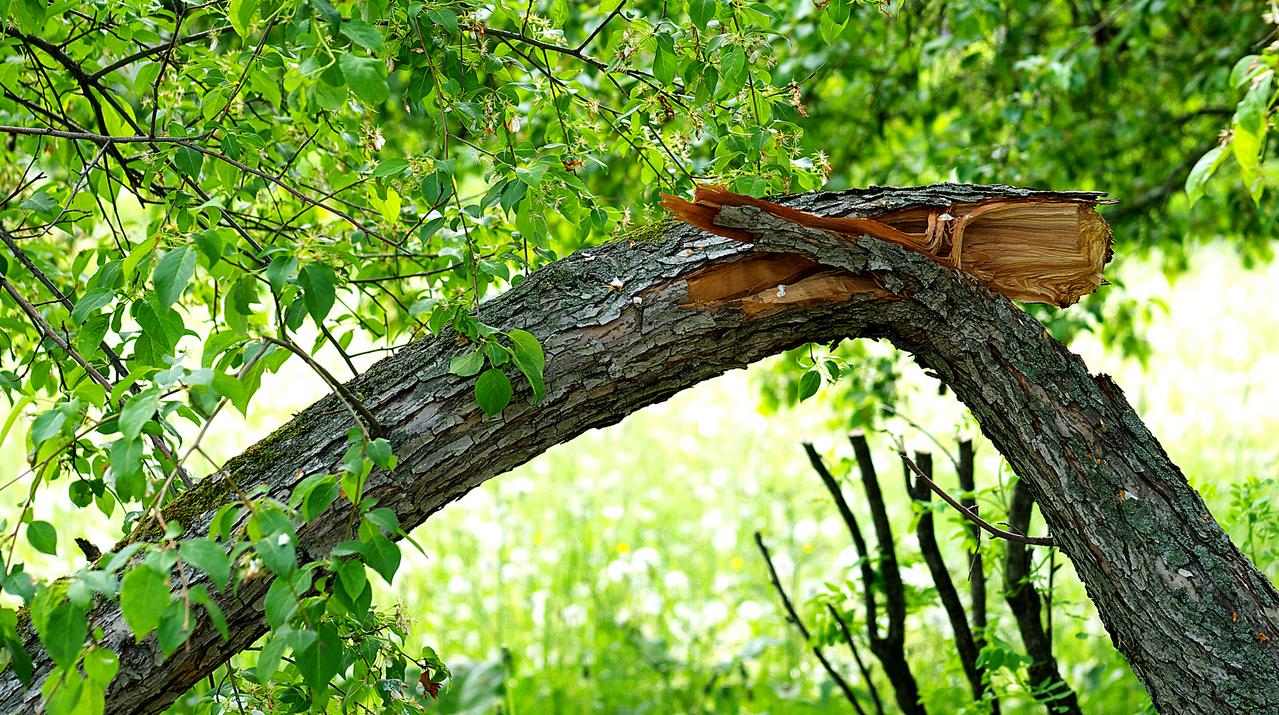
[958,440,987,634]
[903,452,998,712]
[260,336,382,439]
[754,532,866,715]
[1004,481,1083,715]
[848,434,925,714]
[827,605,885,715]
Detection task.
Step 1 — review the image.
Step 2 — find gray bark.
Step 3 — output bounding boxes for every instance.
[0,184,1275,713]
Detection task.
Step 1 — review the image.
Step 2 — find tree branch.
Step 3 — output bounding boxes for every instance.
[754,531,866,714]
[0,185,1272,714]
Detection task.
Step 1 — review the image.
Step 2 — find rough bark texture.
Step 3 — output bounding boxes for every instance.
[1,184,1276,713]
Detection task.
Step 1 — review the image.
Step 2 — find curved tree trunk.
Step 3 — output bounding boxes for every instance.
[1,185,1276,713]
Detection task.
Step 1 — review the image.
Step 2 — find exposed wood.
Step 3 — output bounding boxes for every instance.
[662,184,1114,306]
[1,184,1275,714]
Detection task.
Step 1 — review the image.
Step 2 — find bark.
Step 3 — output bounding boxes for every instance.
[0,184,1276,713]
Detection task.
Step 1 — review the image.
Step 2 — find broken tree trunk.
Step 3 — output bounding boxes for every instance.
[1,184,1276,713]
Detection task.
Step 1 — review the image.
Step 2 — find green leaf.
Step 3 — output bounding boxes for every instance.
[341,20,384,52]
[689,0,716,26]
[507,329,546,402]
[82,647,119,686]
[229,0,259,37]
[366,438,397,470]
[173,146,203,178]
[475,368,512,416]
[449,348,484,377]
[255,631,288,681]
[426,8,458,35]
[110,438,145,502]
[264,574,301,629]
[265,255,298,293]
[26,521,57,556]
[296,622,343,697]
[797,370,821,402]
[255,533,297,577]
[152,246,197,307]
[1185,145,1227,206]
[14,0,48,34]
[30,407,68,447]
[372,158,410,178]
[189,586,229,640]
[653,35,677,85]
[120,565,170,642]
[298,262,337,323]
[71,288,115,324]
[338,53,390,105]
[179,539,231,590]
[335,558,368,601]
[363,533,400,584]
[119,388,161,441]
[720,44,745,82]
[39,602,87,668]
[157,600,191,657]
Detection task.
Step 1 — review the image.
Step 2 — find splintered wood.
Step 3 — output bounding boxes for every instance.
[662,184,1114,309]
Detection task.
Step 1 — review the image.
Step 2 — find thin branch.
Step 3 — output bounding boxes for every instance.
[1004,480,1083,715]
[899,451,1055,547]
[826,605,885,715]
[754,532,866,715]
[260,336,382,439]
[958,440,988,638]
[88,29,217,81]
[803,443,879,639]
[902,451,997,712]
[577,1,627,52]
[848,434,924,715]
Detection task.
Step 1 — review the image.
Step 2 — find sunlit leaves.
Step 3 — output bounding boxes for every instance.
[474,368,513,416]
[120,565,169,642]
[449,349,484,377]
[299,262,337,324]
[152,246,196,307]
[507,329,546,402]
[1186,145,1227,206]
[118,389,161,441]
[70,288,114,324]
[340,20,384,52]
[228,0,259,37]
[296,622,343,696]
[338,53,389,105]
[38,601,87,668]
[179,539,232,591]
[26,521,57,556]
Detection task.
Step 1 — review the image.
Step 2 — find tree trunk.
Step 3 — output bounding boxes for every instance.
[1,185,1276,713]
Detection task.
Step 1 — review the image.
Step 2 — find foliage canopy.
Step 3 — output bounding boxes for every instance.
[0,0,1274,711]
